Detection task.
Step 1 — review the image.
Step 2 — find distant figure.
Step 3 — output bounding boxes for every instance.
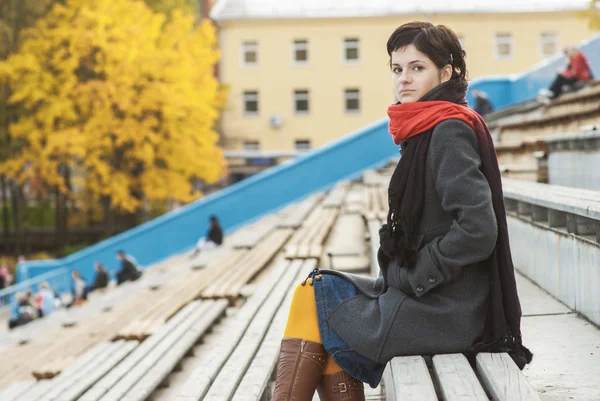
[92,263,109,291]
[0,263,12,289]
[539,46,593,102]
[116,251,142,285]
[8,292,35,329]
[190,215,224,259]
[471,89,494,116]
[36,282,56,318]
[69,270,88,306]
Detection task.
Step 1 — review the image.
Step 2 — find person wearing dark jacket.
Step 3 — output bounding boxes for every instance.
[92,262,109,291]
[116,251,142,285]
[472,89,494,116]
[189,215,223,259]
[271,22,531,401]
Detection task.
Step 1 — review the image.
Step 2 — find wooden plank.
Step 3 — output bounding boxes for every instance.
[120,300,228,401]
[231,260,316,401]
[174,260,302,401]
[432,354,488,401]
[202,259,306,401]
[385,356,437,401]
[12,380,54,401]
[78,301,201,401]
[52,341,138,401]
[476,353,542,401]
[34,342,117,401]
[0,380,36,401]
[95,302,212,401]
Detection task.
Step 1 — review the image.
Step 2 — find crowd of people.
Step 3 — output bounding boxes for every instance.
[6,250,143,330]
[5,215,223,331]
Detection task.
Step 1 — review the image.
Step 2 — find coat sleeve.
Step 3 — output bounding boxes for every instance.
[405,119,498,297]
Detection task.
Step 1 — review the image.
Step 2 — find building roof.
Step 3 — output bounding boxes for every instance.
[210,0,590,21]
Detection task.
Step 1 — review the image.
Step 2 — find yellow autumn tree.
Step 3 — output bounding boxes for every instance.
[580,0,600,30]
[0,0,226,217]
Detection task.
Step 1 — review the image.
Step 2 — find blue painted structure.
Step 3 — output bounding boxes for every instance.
[17,33,600,285]
[467,34,600,110]
[17,119,398,284]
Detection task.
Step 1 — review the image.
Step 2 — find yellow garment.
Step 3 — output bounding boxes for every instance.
[283,280,343,375]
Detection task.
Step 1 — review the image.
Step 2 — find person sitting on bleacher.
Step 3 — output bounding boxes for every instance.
[68,269,88,307]
[116,250,142,285]
[92,262,109,291]
[538,46,593,103]
[271,22,532,401]
[8,292,35,329]
[189,215,223,259]
[35,282,57,318]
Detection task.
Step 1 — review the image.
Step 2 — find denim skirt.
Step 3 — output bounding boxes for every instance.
[313,274,386,388]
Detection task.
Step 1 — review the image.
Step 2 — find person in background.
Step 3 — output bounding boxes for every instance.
[471,89,494,116]
[539,46,593,102]
[116,250,142,285]
[69,270,88,306]
[0,263,12,289]
[36,282,56,318]
[8,292,35,329]
[189,215,223,259]
[92,262,109,291]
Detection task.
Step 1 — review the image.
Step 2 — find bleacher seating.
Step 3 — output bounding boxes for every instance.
[1,168,587,401]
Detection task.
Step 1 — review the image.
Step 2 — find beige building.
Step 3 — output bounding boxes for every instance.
[210,0,596,155]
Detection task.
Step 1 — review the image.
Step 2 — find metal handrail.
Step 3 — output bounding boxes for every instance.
[0,268,70,311]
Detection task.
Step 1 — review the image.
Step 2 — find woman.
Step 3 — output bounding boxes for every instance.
[272,22,532,401]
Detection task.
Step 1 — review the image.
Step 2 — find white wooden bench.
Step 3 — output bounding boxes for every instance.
[324,213,369,272]
[384,353,541,401]
[277,194,324,229]
[77,299,227,401]
[285,207,338,260]
[322,181,350,209]
[175,259,315,401]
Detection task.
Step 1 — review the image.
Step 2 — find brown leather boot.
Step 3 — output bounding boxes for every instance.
[317,371,365,401]
[272,338,327,401]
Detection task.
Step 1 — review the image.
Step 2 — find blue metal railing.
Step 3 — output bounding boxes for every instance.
[17,118,398,284]
[0,268,70,312]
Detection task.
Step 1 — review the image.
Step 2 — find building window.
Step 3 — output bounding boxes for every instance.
[539,32,558,58]
[243,91,259,115]
[293,40,309,65]
[294,90,310,114]
[344,89,360,113]
[243,140,260,150]
[241,41,258,66]
[494,33,514,60]
[295,140,311,151]
[343,38,360,63]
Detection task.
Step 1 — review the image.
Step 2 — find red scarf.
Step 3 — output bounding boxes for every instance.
[387,101,481,145]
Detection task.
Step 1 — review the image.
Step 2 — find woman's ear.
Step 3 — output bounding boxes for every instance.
[440,65,453,83]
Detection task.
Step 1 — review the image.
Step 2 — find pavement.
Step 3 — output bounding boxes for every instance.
[517,272,600,401]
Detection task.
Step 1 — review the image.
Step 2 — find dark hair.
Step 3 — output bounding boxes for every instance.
[387,21,468,86]
[116,250,125,255]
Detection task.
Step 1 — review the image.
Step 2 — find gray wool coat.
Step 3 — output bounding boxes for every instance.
[326,119,497,364]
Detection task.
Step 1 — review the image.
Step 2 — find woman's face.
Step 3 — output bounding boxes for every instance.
[391,44,451,103]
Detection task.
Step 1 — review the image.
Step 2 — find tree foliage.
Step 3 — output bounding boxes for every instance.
[0,0,226,214]
[580,0,600,30]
